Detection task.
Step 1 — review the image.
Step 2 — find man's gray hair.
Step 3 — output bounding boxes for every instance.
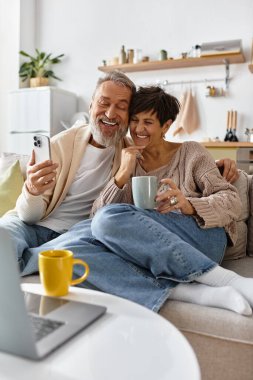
[93,70,136,98]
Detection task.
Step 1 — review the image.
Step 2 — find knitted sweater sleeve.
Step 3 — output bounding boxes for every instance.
[90,177,133,217]
[91,141,242,232]
[15,186,47,224]
[184,143,242,228]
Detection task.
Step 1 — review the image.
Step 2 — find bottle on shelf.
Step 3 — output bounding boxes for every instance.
[119,45,127,64]
[159,49,168,60]
[195,45,201,57]
[189,44,201,58]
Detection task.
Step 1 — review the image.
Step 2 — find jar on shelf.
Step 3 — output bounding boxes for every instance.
[127,49,134,64]
[133,49,142,64]
[111,57,119,65]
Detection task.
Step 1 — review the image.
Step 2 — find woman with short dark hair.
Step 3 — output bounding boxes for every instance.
[91,86,253,316]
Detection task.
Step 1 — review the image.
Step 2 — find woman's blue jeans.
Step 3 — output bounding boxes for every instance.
[90,204,227,309]
[0,205,227,312]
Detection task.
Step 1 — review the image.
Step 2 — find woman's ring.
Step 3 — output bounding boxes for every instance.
[169,196,178,206]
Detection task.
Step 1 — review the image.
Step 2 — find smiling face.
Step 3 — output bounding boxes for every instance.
[130,110,170,148]
[89,81,132,147]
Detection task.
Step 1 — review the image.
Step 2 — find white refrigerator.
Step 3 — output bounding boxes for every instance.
[8,87,77,154]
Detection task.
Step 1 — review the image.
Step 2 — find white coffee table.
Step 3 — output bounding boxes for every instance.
[0,284,201,380]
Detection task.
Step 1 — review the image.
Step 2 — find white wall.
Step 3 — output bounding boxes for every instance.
[1,0,253,151]
[0,0,36,153]
[0,0,20,153]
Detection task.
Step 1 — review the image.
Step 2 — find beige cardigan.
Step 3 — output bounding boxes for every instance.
[12,123,128,222]
[91,141,241,246]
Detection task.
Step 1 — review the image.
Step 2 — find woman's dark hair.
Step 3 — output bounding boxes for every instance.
[129,86,180,126]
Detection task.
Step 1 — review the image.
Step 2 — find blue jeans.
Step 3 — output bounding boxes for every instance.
[0,215,60,274]
[90,204,227,309]
[0,205,226,312]
[1,215,174,309]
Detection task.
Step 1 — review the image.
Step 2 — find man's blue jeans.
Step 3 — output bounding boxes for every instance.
[0,205,227,312]
[1,215,178,310]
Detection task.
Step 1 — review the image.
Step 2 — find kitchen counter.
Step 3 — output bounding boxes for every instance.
[201,142,253,148]
[201,142,253,173]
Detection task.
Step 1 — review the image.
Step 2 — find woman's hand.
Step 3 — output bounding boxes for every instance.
[115,145,145,188]
[155,178,196,215]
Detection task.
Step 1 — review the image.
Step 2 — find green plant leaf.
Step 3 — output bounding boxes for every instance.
[19,50,34,59]
[39,51,46,60]
[19,49,64,81]
[51,74,62,81]
[42,53,52,66]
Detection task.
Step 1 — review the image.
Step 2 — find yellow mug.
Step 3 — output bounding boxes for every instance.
[38,250,89,297]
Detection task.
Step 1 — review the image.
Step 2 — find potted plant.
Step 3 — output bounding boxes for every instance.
[19,49,65,87]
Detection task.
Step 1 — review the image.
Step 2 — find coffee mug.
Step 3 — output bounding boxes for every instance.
[38,250,89,297]
[132,176,157,209]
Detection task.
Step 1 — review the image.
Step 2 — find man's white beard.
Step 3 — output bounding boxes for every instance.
[90,118,127,147]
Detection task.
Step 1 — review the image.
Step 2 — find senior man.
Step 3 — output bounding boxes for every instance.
[1,70,135,274]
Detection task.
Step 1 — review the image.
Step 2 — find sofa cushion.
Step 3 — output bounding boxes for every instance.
[160,256,253,345]
[160,300,253,345]
[160,256,253,380]
[160,298,253,380]
[0,160,24,216]
[225,221,247,260]
[0,152,29,179]
[224,170,250,260]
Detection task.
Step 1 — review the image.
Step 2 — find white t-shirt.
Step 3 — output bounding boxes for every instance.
[38,144,115,233]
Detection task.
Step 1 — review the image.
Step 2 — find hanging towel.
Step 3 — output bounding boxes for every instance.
[173,90,200,136]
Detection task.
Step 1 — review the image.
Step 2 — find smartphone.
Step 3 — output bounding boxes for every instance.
[33,134,51,164]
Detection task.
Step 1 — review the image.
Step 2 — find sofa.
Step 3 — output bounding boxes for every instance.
[1,151,253,380]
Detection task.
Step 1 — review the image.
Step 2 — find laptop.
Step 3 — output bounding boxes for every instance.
[0,230,106,360]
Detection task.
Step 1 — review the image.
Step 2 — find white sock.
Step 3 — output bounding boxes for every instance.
[170,283,252,316]
[197,266,253,307]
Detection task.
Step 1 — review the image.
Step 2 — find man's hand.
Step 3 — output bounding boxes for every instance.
[216,158,239,184]
[25,150,59,196]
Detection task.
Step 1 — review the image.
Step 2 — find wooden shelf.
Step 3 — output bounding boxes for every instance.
[98,52,245,73]
[249,64,253,73]
[201,142,253,148]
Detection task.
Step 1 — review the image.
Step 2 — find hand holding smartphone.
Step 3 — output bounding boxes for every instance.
[33,134,51,164]
[27,134,58,196]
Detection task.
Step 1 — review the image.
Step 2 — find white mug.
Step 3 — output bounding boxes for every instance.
[132,176,157,209]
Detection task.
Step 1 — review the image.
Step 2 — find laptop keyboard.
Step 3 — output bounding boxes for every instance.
[29,314,65,342]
